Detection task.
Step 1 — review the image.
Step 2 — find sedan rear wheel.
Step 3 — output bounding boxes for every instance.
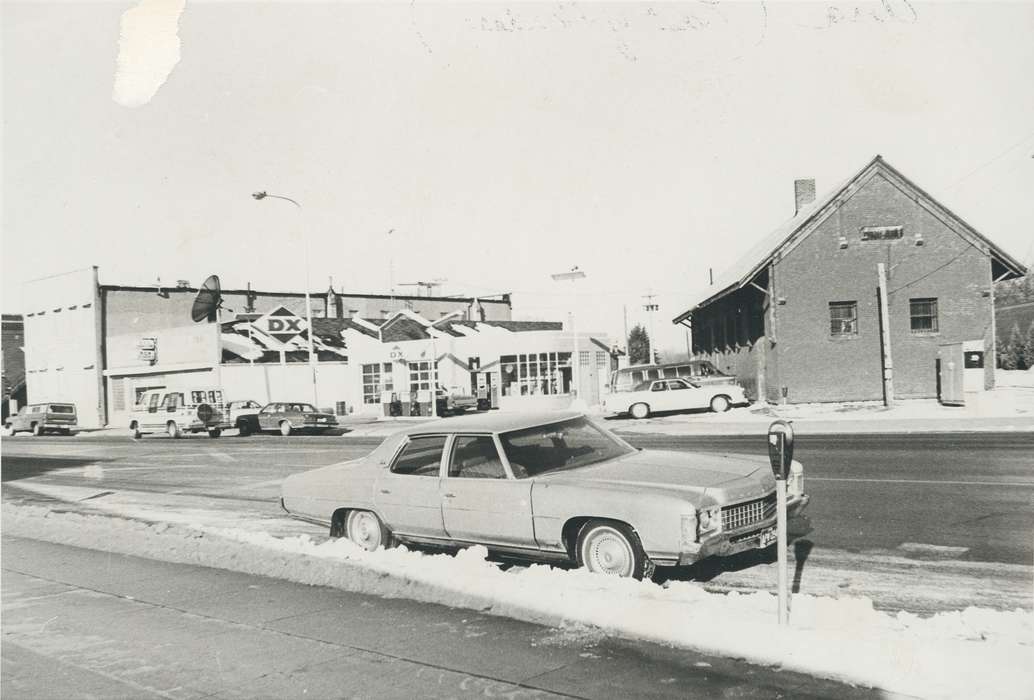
[576,520,648,579]
[345,510,390,551]
[279,421,292,437]
[709,395,731,413]
[630,403,650,420]
[167,421,181,439]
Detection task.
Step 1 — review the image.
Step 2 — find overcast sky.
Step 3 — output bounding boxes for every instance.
[3,1,1033,355]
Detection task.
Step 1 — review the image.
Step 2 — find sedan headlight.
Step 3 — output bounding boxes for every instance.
[680,513,697,547]
[698,505,722,535]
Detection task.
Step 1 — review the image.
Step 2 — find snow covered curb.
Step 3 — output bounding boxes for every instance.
[5,505,1030,699]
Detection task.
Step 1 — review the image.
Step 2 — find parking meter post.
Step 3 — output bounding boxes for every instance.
[777,475,788,626]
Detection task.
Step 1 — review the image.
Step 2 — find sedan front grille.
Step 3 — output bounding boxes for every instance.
[722,493,776,532]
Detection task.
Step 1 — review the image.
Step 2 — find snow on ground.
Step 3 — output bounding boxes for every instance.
[4,503,1030,700]
[997,368,1034,388]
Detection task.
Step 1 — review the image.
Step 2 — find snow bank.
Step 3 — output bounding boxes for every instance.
[4,504,1030,700]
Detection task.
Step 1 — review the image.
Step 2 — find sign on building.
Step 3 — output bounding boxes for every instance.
[253,306,308,346]
[138,337,157,364]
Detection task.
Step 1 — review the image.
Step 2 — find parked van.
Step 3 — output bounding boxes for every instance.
[609,361,740,394]
[3,403,78,436]
[128,388,230,439]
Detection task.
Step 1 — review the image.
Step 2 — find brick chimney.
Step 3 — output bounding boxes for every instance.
[794,178,816,215]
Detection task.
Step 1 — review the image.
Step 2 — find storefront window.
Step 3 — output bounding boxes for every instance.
[408,361,437,394]
[500,352,572,397]
[362,363,393,404]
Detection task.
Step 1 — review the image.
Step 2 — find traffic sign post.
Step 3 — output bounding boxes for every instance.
[767,420,795,625]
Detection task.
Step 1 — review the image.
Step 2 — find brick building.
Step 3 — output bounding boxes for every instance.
[673,156,1027,404]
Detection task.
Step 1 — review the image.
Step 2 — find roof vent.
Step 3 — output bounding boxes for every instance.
[914,232,924,246]
[838,235,849,249]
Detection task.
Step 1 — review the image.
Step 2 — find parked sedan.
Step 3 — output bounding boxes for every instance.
[603,377,748,419]
[281,411,809,579]
[237,402,338,436]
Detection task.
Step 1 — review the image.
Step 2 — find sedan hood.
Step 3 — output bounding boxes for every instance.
[538,449,768,493]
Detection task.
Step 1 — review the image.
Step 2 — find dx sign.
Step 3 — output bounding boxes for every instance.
[255,305,308,345]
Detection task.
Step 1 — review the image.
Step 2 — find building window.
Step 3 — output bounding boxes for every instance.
[595,351,608,367]
[500,352,572,397]
[909,298,939,334]
[579,351,590,366]
[860,225,904,241]
[362,362,393,404]
[829,302,858,336]
[409,360,436,393]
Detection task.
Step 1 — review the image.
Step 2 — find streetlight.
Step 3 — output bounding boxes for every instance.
[551,266,587,408]
[251,191,318,409]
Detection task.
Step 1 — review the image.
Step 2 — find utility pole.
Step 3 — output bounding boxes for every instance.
[622,305,629,355]
[551,267,587,404]
[252,191,318,409]
[643,293,659,364]
[876,263,894,406]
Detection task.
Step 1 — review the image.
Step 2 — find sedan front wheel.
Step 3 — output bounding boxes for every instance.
[576,520,650,580]
[279,421,292,437]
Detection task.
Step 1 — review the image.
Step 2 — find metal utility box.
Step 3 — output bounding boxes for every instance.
[937,341,985,406]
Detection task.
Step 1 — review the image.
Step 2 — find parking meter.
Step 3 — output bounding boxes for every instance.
[767,420,794,480]
[767,419,794,624]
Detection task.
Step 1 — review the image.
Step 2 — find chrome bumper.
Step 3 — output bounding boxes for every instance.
[677,493,811,566]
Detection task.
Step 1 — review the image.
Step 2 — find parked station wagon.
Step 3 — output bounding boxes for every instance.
[4,403,78,436]
[281,411,809,579]
[603,377,749,418]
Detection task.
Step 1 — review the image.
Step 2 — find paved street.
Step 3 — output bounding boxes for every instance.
[2,536,890,700]
[2,430,1032,612]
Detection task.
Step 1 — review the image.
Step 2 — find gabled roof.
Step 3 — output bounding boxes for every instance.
[673,155,1028,323]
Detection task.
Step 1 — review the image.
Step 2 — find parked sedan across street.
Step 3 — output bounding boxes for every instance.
[237,402,338,436]
[604,378,749,418]
[281,411,808,579]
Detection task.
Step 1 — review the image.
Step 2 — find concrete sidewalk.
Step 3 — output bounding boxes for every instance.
[1,535,894,700]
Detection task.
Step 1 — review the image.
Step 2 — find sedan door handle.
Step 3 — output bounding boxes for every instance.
[379,489,391,495]
[443,493,456,499]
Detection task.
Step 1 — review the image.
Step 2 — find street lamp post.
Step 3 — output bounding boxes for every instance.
[251,191,319,409]
[551,266,587,407]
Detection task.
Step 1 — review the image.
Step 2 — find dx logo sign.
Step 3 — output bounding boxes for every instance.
[254,305,308,345]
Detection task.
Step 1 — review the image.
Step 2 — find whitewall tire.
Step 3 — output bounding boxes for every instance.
[630,403,650,420]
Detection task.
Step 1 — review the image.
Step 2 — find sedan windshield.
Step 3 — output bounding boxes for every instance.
[499,417,635,478]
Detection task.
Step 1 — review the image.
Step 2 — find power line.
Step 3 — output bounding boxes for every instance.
[943,129,1034,192]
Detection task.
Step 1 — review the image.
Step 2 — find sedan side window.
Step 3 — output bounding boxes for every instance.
[651,382,667,392]
[668,379,689,391]
[391,436,447,477]
[449,436,506,479]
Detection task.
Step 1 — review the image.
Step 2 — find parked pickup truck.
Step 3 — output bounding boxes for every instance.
[4,403,78,436]
[436,387,477,416]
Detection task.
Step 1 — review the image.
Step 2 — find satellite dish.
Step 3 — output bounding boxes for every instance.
[191,275,223,323]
